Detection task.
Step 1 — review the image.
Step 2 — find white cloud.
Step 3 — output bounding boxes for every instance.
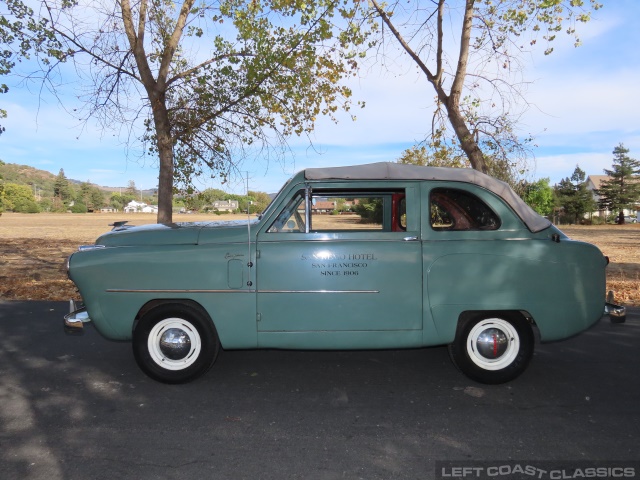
[523,68,640,137]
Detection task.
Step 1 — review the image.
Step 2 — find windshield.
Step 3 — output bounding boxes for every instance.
[258,176,293,219]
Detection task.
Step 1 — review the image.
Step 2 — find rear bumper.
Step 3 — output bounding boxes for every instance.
[605,302,626,323]
[64,300,91,335]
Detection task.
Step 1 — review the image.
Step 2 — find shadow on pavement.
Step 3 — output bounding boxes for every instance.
[0,301,638,480]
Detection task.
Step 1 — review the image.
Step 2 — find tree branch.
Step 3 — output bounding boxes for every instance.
[157,0,196,88]
[166,52,254,86]
[450,0,474,107]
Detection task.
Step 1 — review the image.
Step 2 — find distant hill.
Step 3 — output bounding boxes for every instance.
[0,161,265,202]
[0,162,60,198]
[0,161,151,197]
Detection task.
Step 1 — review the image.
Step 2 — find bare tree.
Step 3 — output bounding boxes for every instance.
[36,0,370,223]
[368,0,600,183]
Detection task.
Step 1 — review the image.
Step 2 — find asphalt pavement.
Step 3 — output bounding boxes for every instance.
[0,301,638,480]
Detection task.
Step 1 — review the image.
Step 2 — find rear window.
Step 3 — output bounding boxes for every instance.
[430,188,501,231]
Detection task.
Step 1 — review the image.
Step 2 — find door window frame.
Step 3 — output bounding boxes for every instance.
[259,181,420,241]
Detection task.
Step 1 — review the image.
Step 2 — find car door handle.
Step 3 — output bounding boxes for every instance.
[403,236,418,241]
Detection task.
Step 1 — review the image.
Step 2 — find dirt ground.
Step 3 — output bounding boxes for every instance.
[560,224,639,306]
[1,213,638,305]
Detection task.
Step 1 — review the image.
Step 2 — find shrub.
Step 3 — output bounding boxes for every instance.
[70,202,88,213]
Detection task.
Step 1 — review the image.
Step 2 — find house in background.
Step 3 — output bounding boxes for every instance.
[124,200,158,214]
[585,175,609,218]
[309,198,360,214]
[586,175,639,220]
[310,200,337,214]
[211,200,238,212]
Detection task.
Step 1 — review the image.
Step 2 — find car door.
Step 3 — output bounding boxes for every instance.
[255,182,423,348]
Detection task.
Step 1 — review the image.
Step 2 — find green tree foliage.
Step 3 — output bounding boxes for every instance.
[109,192,137,211]
[353,198,383,224]
[179,187,271,213]
[53,168,72,207]
[69,200,87,213]
[37,196,52,212]
[0,160,114,210]
[0,161,60,198]
[367,0,600,179]
[554,165,596,224]
[78,181,105,211]
[1,0,63,134]
[398,145,469,168]
[39,0,373,223]
[1,182,40,212]
[90,188,105,210]
[595,144,640,224]
[522,178,554,216]
[397,145,522,193]
[248,191,273,214]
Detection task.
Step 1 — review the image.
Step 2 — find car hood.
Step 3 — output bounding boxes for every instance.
[96,220,258,247]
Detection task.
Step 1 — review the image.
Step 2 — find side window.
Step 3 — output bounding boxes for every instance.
[268,188,408,233]
[267,191,306,232]
[311,190,407,232]
[430,188,500,231]
[312,194,385,231]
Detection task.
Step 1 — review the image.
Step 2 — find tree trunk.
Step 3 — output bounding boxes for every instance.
[445,101,488,174]
[444,0,488,174]
[120,0,192,225]
[150,94,174,224]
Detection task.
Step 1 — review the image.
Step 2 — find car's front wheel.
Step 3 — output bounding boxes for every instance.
[133,304,220,384]
[448,313,534,384]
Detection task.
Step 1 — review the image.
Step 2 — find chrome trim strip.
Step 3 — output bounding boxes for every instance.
[78,244,106,252]
[106,289,257,293]
[259,290,379,294]
[105,288,379,294]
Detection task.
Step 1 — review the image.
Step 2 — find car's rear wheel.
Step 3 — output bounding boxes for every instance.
[448,313,534,384]
[133,304,220,384]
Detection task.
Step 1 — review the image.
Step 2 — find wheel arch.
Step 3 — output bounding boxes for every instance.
[455,310,537,337]
[134,299,214,334]
[457,309,535,323]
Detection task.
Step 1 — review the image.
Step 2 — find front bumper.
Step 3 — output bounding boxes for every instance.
[64,300,91,335]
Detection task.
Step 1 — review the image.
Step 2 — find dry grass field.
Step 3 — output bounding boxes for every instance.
[1,213,638,305]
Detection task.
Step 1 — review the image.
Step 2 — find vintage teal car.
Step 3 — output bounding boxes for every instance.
[64,162,625,384]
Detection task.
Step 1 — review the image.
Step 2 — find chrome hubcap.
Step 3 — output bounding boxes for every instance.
[148,318,202,371]
[466,318,520,371]
[475,328,509,359]
[159,328,192,360]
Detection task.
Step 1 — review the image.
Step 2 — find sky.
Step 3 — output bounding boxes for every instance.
[1,1,639,195]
